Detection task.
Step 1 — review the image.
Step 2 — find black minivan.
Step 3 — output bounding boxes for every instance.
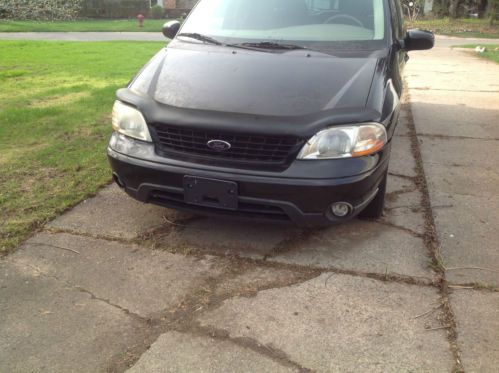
[108,0,433,226]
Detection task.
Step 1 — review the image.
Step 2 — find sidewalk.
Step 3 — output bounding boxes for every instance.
[405,43,499,371]
[0,39,498,372]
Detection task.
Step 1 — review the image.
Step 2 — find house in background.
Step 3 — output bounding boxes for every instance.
[161,0,197,16]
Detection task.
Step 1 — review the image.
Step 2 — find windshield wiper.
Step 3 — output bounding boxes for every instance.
[177,32,222,45]
[234,41,307,50]
[176,36,319,54]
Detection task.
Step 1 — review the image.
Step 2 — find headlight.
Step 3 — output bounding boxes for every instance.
[297,123,387,160]
[111,101,152,142]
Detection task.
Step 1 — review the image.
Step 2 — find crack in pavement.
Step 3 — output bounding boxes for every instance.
[263,228,324,260]
[152,239,436,287]
[404,91,465,372]
[414,133,499,142]
[74,286,152,323]
[107,259,321,372]
[29,229,437,287]
[17,261,152,324]
[409,87,499,93]
[385,205,422,212]
[102,248,435,372]
[44,227,136,245]
[388,172,418,181]
[177,324,314,372]
[373,219,424,239]
[386,185,418,198]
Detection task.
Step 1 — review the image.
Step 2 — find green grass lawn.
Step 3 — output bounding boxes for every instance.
[0,40,165,255]
[0,19,170,32]
[407,18,499,38]
[455,44,499,63]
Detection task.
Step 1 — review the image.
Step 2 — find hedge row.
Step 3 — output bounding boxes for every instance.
[0,0,152,20]
[79,0,150,19]
[0,0,82,21]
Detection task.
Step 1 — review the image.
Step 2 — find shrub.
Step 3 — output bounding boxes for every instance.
[79,0,150,19]
[0,0,83,20]
[150,4,164,19]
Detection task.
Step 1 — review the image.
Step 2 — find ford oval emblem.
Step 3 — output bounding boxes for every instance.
[207,140,231,152]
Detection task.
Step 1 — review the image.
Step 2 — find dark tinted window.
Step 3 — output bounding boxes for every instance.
[181,0,386,44]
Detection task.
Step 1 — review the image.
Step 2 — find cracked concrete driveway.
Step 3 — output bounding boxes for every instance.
[1,37,498,372]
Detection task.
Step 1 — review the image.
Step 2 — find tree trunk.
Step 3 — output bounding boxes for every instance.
[478,0,488,18]
[434,0,450,16]
[449,0,461,18]
[492,1,498,25]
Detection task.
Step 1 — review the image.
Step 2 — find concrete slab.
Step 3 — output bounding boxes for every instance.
[199,273,453,372]
[383,204,425,238]
[406,44,499,288]
[451,290,499,372]
[159,194,430,278]
[48,184,187,240]
[165,219,300,259]
[386,174,419,207]
[0,260,143,373]
[419,137,499,169]
[419,134,499,199]
[268,220,431,279]
[12,232,220,318]
[424,163,499,199]
[410,91,499,139]
[126,331,295,373]
[388,136,417,178]
[406,48,499,92]
[431,192,499,286]
[393,108,413,137]
[214,266,306,299]
[384,174,424,235]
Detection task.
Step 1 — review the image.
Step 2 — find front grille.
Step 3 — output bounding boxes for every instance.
[150,124,305,168]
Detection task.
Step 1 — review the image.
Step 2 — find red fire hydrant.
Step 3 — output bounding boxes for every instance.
[137,14,145,28]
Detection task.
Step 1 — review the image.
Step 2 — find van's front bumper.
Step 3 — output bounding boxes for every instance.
[107,133,390,226]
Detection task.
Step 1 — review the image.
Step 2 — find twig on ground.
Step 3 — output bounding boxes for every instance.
[162,215,187,227]
[412,303,442,319]
[448,285,475,289]
[445,266,499,274]
[425,325,451,331]
[29,242,80,254]
[324,273,335,286]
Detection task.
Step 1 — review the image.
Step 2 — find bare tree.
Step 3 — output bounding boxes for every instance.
[402,0,423,21]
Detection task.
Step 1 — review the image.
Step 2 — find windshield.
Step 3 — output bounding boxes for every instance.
[179,0,387,50]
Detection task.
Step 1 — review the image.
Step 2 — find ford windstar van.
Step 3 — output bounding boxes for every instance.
[108,0,434,225]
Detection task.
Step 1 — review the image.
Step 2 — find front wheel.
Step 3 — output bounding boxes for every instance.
[358,171,387,219]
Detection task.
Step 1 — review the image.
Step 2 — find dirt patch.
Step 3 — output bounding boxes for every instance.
[29,92,90,108]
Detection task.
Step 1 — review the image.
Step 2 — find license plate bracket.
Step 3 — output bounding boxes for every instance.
[183,176,238,210]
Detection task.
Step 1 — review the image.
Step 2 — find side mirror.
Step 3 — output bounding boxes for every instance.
[162,20,181,39]
[403,29,434,51]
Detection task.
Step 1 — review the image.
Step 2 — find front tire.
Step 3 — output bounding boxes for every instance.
[358,171,387,219]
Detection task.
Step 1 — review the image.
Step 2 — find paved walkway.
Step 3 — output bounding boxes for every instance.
[0,40,498,372]
[0,31,166,41]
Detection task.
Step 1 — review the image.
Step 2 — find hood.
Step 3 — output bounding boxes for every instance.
[130,43,379,117]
